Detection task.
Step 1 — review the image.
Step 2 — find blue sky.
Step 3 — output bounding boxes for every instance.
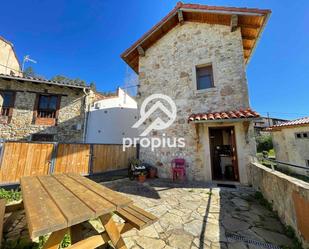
[1,0,308,120]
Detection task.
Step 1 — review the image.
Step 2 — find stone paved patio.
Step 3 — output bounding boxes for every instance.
[103,179,294,249]
[3,178,295,249]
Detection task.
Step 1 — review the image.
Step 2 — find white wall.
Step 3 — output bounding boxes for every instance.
[0,38,21,76]
[86,88,138,144]
[272,126,309,175]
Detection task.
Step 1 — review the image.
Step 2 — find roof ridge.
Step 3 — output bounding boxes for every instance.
[0,73,89,89]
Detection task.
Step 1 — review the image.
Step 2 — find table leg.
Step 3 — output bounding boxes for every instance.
[99,213,128,249]
[43,228,68,249]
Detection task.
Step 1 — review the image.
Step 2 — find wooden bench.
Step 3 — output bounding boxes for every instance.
[69,204,158,249]
[0,200,24,248]
[115,203,158,230]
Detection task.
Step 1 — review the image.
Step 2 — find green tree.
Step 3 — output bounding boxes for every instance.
[23,66,36,77]
[89,82,96,91]
[256,134,273,153]
[51,75,86,86]
[23,66,46,79]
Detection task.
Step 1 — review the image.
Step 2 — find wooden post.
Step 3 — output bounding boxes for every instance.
[42,228,68,249]
[137,46,145,57]
[177,10,184,24]
[100,214,127,249]
[230,14,238,32]
[89,144,94,175]
[49,142,58,174]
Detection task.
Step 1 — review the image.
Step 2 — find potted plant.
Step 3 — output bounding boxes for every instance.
[149,167,157,178]
[138,172,146,183]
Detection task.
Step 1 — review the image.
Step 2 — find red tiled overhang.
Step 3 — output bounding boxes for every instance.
[265,117,309,131]
[188,109,260,122]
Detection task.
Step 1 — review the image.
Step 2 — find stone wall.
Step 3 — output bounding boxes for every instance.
[272,126,309,175]
[0,79,90,142]
[249,161,309,247]
[137,22,253,181]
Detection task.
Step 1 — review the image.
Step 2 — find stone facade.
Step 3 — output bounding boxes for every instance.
[272,126,309,175]
[0,37,22,76]
[0,79,92,142]
[137,22,256,183]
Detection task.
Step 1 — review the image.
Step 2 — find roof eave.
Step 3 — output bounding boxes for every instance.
[189,117,260,124]
[121,5,271,72]
[0,74,90,90]
[245,11,271,64]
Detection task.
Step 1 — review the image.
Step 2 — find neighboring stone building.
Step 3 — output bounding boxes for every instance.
[86,87,138,144]
[0,74,93,142]
[121,2,271,184]
[266,117,309,175]
[0,36,22,76]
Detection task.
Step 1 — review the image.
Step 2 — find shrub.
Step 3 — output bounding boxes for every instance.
[256,134,273,153]
[0,188,21,202]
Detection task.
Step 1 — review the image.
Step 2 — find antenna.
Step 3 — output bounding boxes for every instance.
[22,55,37,72]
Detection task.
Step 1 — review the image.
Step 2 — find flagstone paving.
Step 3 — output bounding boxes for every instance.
[103,179,294,249]
[2,178,295,249]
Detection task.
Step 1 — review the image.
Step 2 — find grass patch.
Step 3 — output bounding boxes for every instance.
[254,191,273,211]
[0,188,21,202]
[268,149,275,157]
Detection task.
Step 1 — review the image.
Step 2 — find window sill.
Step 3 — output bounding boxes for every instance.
[34,118,56,126]
[194,87,216,95]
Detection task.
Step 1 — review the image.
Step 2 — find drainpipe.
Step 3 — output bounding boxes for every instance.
[82,88,90,143]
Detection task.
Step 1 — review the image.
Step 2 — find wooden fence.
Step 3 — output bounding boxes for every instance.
[0,142,137,184]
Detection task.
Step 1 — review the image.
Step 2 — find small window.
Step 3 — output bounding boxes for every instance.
[296,133,302,139]
[303,133,308,138]
[196,65,214,90]
[37,95,59,119]
[31,134,54,142]
[0,91,15,117]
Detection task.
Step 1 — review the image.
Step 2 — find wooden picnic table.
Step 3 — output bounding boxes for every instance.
[20,173,157,249]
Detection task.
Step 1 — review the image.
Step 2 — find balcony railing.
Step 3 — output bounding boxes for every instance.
[37,110,56,119]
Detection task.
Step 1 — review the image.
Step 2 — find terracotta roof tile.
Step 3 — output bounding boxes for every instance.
[266,117,309,131]
[188,109,260,122]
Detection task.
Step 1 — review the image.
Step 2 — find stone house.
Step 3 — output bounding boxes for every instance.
[0,36,22,76]
[266,117,309,175]
[0,74,93,142]
[121,2,271,184]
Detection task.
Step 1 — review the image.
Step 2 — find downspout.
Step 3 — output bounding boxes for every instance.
[82,88,90,143]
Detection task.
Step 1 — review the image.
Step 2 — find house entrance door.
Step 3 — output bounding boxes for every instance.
[209,126,239,181]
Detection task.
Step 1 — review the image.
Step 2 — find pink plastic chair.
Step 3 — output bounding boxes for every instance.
[171,158,186,181]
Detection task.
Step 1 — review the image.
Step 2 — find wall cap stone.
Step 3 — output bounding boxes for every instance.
[251,162,309,189]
